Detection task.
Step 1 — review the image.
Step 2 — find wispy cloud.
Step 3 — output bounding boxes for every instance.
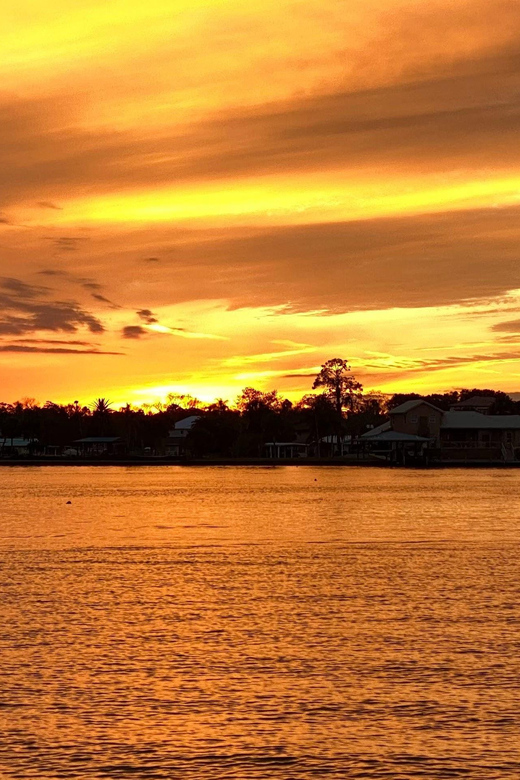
[147,323,228,340]
[13,338,97,346]
[38,269,69,277]
[52,237,89,252]
[91,292,120,309]
[37,201,62,210]
[223,343,316,367]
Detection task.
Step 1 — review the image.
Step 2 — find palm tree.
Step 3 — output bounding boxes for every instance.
[90,398,113,436]
[91,398,113,415]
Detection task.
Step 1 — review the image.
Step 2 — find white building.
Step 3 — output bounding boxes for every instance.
[166,416,201,456]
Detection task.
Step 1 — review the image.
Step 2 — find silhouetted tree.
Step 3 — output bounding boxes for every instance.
[188,402,241,457]
[296,393,337,456]
[92,398,112,415]
[166,392,201,411]
[235,388,293,456]
[458,388,518,414]
[344,393,387,437]
[312,358,363,416]
[2,367,518,461]
[90,397,113,436]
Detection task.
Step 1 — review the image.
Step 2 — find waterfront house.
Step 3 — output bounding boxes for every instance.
[387,400,444,444]
[360,399,520,462]
[74,436,123,457]
[441,411,520,461]
[360,420,431,464]
[264,439,309,459]
[165,415,201,457]
[0,437,38,456]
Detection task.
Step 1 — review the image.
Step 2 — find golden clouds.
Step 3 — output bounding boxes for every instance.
[3,48,520,228]
[3,0,520,225]
[2,0,520,402]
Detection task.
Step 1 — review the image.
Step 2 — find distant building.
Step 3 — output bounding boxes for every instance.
[166,415,201,457]
[449,396,496,414]
[388,400,444,443]
[264,439,309,459]
[360,399,520,462]
[360,402,434,463]
[74,437,123,456]
[441,412,520,461]
[0,437,37,456]
[319,434,352,457]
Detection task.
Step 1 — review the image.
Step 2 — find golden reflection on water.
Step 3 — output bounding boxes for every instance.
[1,467,520,778]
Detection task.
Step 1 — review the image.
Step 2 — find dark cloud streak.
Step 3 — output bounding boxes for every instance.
[0,345,120,354]
[12,338,96,346]
[122,325,147,339]
[137,309,157,323]
[91,292,120,308]
[0,277,105,336]
[492,319,520,332]
[37,201,63,210]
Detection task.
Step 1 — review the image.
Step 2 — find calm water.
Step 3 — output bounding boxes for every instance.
[1,466,519,779]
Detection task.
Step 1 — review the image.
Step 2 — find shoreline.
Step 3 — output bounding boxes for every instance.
[0,457,519,468]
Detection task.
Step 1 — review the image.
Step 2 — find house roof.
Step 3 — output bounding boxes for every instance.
[361,431,431,443]
[0,438,36,447]
[74,437,121,443]
[451,395,496,408]
[441,412,520,429]
[361,421,391,438]
[389,399,442,415]
[174,415,201,430]
[265,441,309,447]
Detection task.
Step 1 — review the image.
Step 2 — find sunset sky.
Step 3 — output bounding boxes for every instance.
[3,0,520,405]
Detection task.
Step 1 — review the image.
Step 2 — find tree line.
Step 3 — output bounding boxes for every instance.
[1,358,518,456]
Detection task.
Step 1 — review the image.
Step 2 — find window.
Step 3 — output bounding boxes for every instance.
[410,415,418,423]
[429,415,437,423]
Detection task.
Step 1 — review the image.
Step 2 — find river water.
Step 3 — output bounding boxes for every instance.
[1,466,519,778]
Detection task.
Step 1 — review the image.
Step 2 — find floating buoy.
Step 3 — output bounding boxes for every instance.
[66,500,72,504]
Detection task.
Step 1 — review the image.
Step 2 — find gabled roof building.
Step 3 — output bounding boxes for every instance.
[361,399,520,462]
[449,396,496,414]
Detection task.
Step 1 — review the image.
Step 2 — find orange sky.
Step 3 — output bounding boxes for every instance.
[2,0,520,405]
